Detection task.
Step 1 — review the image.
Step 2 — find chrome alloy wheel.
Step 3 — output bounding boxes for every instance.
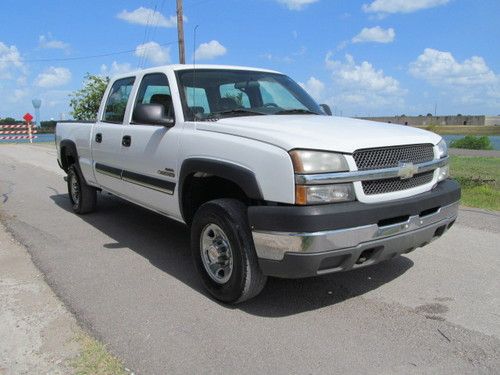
[200,223,234,284]
[69,172,80,205]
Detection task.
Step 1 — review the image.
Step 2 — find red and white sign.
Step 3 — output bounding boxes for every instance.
[23,113,34,123]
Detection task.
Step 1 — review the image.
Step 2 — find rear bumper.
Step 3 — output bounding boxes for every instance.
[249,180,460,278]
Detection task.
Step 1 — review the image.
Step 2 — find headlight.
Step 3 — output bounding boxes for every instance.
[289,150,348,173]
[296,184,355,205]
[436,139,448,159]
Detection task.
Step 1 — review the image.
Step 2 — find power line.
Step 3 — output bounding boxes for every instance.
[0,41,178,64]
[138,1,158,68]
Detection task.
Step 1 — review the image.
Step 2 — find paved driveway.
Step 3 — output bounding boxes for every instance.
[1,144,499,374]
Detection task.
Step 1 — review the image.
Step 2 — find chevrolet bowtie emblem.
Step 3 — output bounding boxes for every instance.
[397,162,419,180]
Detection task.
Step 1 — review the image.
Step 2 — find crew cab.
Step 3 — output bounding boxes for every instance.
[56,64,460,303]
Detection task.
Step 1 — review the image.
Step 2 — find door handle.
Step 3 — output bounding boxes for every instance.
[95,133,102,143]
[122,135,131,147]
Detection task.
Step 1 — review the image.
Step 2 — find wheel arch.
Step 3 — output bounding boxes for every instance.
[59,139,79,173]
[179,158,263,225]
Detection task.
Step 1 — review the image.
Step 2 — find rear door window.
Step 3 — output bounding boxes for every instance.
[102,77,135,123]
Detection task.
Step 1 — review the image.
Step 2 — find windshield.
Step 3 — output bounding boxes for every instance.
[175,69,323,121]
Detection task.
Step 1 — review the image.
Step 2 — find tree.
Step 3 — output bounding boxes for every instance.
[69,74,109,121]
[0,117,22,124]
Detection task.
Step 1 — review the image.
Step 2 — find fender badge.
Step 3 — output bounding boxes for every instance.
[397,162,418,180]
[157,168,175,178]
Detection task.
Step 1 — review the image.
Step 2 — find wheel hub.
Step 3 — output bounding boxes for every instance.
[200,224,233,284]
[70,173,80,205]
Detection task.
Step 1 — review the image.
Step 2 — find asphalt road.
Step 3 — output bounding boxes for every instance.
[1,144,499,375]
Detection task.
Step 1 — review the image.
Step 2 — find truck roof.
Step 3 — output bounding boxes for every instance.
[110,64,282,80]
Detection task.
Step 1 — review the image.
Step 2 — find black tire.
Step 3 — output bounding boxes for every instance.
[67,164,97,214]
[191,199,267,304]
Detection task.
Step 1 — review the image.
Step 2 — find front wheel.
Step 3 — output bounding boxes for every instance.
[191,199,267,304]
[67,164,97,214]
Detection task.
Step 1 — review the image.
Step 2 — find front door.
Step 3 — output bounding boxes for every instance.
[118,73,181,218]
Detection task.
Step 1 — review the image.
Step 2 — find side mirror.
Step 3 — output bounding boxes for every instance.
[320,104,333,116]
[132,103,175,127]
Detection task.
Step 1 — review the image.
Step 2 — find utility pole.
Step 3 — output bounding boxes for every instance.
[176,0,185,64]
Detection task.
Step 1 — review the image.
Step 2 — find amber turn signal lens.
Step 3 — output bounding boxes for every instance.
[295,185,308,205]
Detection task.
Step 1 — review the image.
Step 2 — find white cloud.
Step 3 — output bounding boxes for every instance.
[42,89,72,109]
[135,42,171,65]
[326,53,402,94]
[117,7,181,28]
[9,88,28,103]
[0,42,24,79]
[363,0,449,14]
[39,33,69,50]
[261,53,293,64]
[277,0,319,10]
[352,26,395,43]
[299,77,325,101]
[409,48,497,86]
[195,40,227,61]
[35,67,71,88]
[100,61,134,76]
[409,49,500,113]
[324,53,405,113]
[17,75,27,86]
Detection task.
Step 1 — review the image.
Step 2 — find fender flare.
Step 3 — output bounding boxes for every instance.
[59,139,79,172]
[178,158,263,218]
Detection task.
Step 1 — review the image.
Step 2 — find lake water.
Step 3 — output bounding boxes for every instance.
[0,133,55,144]
[442,135,500,151]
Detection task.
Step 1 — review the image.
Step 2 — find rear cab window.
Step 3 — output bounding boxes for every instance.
[102,77,135,123]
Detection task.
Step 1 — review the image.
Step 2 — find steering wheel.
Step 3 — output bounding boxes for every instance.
[263,103,279,108]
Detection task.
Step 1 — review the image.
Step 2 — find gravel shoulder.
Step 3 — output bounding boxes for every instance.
[0,219,81,374]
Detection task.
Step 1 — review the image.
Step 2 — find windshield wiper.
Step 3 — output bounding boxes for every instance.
[202,108,267,121]
[275,109,319,115]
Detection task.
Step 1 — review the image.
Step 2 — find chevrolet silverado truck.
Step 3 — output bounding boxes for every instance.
[56,64,460,303]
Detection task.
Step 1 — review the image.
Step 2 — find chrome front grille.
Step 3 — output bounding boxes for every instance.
[353,144,434,171]
[354,144,436,195]
[362,171,435,195]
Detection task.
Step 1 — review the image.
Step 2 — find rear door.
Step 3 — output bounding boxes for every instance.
[91,76,135,193]
[118,72,182,218]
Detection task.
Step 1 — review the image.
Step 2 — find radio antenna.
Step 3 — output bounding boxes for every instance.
[192,25,199,120]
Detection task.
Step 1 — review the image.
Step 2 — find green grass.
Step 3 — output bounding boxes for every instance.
[72,333,127,375]
[450,156,500,211]
[415,125,500,136]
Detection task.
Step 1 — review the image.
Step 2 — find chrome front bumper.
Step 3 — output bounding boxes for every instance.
[252,201,459,262]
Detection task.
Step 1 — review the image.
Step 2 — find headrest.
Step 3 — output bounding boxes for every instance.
[218,97,238,111]
[150,94,172,107]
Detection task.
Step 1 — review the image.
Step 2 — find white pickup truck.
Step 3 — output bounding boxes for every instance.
[56,64,460,303]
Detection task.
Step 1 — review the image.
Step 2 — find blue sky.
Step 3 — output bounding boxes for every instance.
[0,0,499,120]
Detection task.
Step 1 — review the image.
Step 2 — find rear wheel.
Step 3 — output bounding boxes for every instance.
[191,199,267,304]
[67,164,97,214]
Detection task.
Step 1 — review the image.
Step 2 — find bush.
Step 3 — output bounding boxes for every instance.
[450,135,493,150]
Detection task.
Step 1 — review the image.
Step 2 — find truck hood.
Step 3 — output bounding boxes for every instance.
[196,115,441,153]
